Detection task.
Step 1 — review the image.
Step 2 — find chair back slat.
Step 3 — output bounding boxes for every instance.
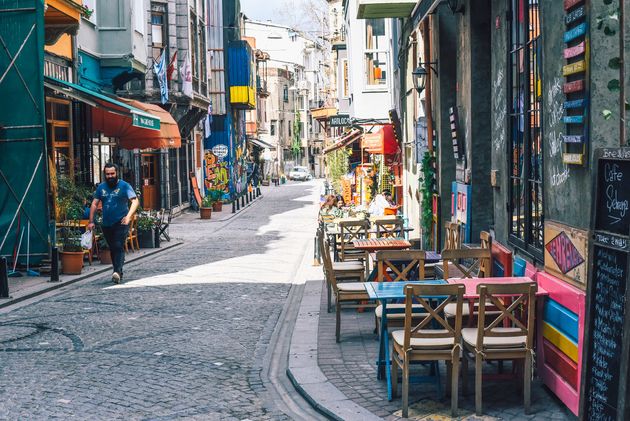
[373,218,404,238]
[317,229,339,293]
[403,284,465,351]
[476,282,537,350]
[444,222,462,250]
[376,250,426,282]
[441,248,492,278]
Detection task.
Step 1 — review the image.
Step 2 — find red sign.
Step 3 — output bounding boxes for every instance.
[564,80,585,94]
[564,0,583,11]
[564,42,585,59]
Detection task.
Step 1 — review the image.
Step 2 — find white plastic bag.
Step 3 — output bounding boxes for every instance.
[80,230,93,249]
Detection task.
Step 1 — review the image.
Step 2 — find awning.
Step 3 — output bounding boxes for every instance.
[45,76,181,150]
[361,125,399,155]
[323,129,362,154]
[247,137,274,149]
[411,0,442,27]
[357,0,417,19]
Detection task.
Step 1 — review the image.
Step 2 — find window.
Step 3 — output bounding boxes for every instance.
[364,19,387,87]
[133,0,145,34]
[508,0,543,259]
[151,11,164,59]
[283,85,289,103]
[271,120,276,136]
[342,59,349,97]
[46,98,73,177]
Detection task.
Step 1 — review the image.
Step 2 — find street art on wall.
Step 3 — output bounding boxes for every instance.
[544,220,589,290]
[204,150,229,193]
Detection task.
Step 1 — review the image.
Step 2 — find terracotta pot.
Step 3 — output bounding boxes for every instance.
[99,249,112,264]
[200,207,212,219]
[60,251,84,275]
[212,202,223,212]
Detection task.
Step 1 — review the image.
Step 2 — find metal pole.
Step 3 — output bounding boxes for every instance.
[232,200,236,213]
[241,193,245,207]
[50,247,59,282]
[0,257,9,298]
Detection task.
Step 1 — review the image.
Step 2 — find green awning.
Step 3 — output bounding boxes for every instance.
[357,0,417,19]
[44,76,160,130]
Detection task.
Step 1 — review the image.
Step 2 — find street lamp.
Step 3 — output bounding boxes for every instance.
[412,62,438,94]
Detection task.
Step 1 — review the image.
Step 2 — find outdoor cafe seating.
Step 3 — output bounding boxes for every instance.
[317,214,548,416]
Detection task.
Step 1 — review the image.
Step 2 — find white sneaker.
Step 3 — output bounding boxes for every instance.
[112,272,121,284]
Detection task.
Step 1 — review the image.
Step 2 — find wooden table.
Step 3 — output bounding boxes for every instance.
[365,280,448,401]
[353,238,412,252]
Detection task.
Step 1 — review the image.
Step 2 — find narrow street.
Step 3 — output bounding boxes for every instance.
[0,183,323,420]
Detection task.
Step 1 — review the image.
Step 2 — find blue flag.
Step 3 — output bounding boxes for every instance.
[153,50,168,104]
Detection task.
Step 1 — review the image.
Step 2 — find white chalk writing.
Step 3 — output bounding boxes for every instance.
[550,164,570,187]
[547,77,565,157]
[492,69,506,151]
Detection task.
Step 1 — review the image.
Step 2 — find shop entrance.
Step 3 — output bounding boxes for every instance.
[141,154,159,209]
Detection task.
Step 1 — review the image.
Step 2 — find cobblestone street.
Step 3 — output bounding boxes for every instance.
[0,183,320,420]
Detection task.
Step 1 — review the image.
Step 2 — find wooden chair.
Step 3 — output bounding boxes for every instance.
[338,219,369,266]
[373,217,404,238]
[374,250,427,332]
[391,283,466,417]
[440,248,492,279]
[317,229,365,313]
[461,282,537,415]
[158,208,172,242]
[321,237,374,343]
[125,216,139,252]
[444,222,462,250]
[480,231,492,249]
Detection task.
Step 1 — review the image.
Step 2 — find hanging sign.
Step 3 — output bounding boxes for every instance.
[211,144,228,159]
[564,80,585,94]
[328,114,351,127]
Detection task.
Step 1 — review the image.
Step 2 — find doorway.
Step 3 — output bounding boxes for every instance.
[141,154,160,209]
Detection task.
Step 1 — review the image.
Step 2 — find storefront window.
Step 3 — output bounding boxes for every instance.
[364,19,387,87]
[508,0,543,259]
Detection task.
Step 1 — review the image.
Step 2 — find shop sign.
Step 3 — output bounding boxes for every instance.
[328,114,351,127]
[132,113,160,131]
[212,144,229,158]
[543,221,589,289]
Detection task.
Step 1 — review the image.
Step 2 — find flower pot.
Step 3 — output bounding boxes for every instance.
[99,249,112,264]
[60,251,84,274]
[212,202,223,212]
[138,228,157,248]
[200,207,212,219]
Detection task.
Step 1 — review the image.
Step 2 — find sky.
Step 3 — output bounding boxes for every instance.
[240,0,326,33]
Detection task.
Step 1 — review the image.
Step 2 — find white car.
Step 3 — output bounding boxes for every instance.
[288,166,312,181]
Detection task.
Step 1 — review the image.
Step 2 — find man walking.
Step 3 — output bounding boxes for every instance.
[87,163,139,284]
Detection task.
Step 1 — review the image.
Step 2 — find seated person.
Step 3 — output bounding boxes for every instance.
[368,190,395,217]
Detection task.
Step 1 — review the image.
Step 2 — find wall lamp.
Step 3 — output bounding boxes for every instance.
[412,62,438,94]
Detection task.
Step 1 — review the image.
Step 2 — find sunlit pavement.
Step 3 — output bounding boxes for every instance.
[0,181,319,420]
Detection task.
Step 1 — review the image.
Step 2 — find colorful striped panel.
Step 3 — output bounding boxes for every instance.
[543,322,578,363]
[513,256,526,277]
[543,339,578,390]
[544,299,579,343]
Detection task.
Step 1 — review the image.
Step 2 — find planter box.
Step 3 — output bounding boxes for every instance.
[99,249,112,264]
[212,202,223,212]
[60,251,83,274]
[138,229,158,248]
[200,207,212,219]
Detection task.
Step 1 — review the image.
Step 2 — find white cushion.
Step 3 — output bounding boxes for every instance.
[391,329,456,349]
[332,261,364,271]
[337,283,367,292]
[461,327,527,349]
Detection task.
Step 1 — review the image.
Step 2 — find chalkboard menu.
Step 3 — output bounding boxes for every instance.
[582,148,630,419]
[583,244,628,420]
[595,158,630,235]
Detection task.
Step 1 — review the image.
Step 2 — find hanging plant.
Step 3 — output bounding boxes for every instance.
[327,147,351,193]
[81,4,94,19]
[419,151,435,249]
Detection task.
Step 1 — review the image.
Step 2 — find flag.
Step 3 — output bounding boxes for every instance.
[153,50,168,104]
[180,51,193,97]
[204,102,212,137]
[167,50,178,81]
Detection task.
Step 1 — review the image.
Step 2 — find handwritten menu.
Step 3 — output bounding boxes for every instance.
[584,245,628,420]
[595,159,630,234]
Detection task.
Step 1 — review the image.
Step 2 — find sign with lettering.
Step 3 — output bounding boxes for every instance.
[563,153,584,165]
[563,60,586,76]
[328,114,351,127]
[564,80,585,94]
[564,99,585,109]
[564,0,584,10]
[563,115,584,124]
[565,6,586,25]
[562,135,585,143]
[582,148,630,419]
[595,157,630,234]
[211,144,229,159]
[132,112,161,131]
[564,23,588,43]
[544,221,589,289]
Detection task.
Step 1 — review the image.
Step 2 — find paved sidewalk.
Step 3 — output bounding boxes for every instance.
[289,269,578,420]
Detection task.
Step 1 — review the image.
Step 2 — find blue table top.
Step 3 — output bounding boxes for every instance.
[365,280,448,300]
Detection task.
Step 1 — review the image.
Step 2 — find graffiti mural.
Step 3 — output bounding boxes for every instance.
[204,151,229,193]
[544,220,589,290]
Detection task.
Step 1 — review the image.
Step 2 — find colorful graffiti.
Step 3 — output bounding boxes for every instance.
[204,150,229,193]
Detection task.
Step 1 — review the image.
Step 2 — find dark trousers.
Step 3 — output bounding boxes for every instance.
[102,222,129,277]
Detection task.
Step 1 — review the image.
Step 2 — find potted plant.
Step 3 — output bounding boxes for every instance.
[58,225,84,274]
[209,189,223,212]
[200,195,213,219]
[137,212,159,248]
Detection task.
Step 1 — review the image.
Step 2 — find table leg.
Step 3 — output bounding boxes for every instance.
[383,302,394,401]
[377,300,387,380]
[468,299,475,327]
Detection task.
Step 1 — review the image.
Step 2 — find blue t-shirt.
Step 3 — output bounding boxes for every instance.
[94,180,137,227]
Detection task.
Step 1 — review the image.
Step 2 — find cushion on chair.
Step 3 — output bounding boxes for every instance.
[332,261,365,271]
[461,327,527,349]
[391,330,456,349]
[375,304,427,319]
[337,283,367,292]
[443,301,502,318]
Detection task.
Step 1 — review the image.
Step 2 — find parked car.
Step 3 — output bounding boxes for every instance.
[288,166,312,181]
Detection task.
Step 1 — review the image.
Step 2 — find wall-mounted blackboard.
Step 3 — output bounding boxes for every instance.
[595,158,630,235]
[582,148,630,420]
